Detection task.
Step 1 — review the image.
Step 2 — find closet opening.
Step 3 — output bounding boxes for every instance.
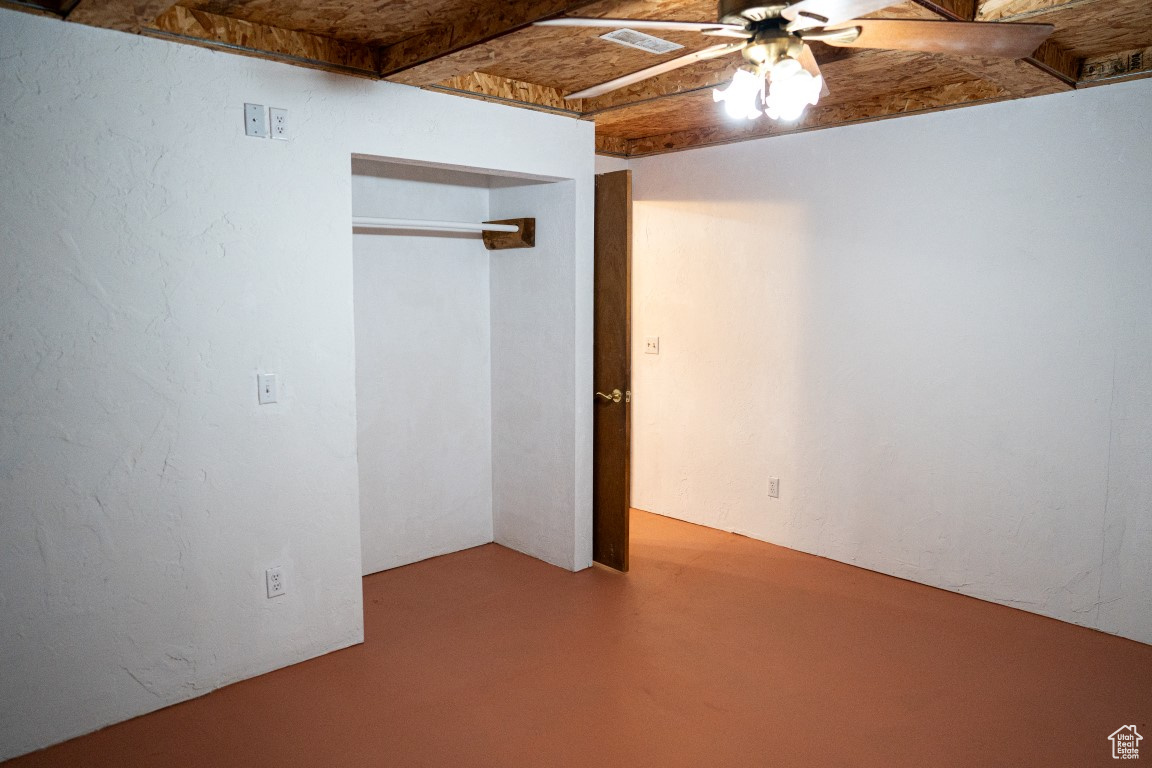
[350,155,591,586]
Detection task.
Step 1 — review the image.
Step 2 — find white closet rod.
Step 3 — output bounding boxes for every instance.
[352,216,520,233]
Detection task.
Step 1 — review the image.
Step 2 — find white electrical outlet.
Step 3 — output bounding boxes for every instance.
[244,103,268,138]
[257,373,278,404]
[768,477,780,498]
[645,336,660,354]
[266,566,286,598]
[269,107,288,140]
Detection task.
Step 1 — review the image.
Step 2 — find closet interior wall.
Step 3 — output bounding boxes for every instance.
[353,161,494,575]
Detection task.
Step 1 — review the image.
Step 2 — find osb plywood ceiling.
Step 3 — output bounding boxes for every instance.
[9,0,1150,156]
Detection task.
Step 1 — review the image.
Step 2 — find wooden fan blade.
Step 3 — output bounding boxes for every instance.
[534,18,746,35]
[783,0,899,32]
[565,43,747,99]
[817,19,1054,58]
[797,44,831,99]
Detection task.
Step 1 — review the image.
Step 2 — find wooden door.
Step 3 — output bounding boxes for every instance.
[593,170,632,572]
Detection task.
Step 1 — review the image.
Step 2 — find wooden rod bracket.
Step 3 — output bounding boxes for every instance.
[482,218,535,250]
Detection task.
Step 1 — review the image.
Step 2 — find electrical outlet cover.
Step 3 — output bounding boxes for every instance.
[269,107,288,141]
[244,103,268,138]
[266,566,286,598]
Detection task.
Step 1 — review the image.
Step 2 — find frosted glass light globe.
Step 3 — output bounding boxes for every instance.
[764,57,822,122]
[713,67,765,121]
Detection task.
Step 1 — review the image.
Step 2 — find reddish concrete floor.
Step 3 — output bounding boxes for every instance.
[6,510,1151,767]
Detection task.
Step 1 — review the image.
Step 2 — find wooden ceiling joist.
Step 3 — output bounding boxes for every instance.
[146,6,378,76]
[429,72,584,114]
[0,0,71,17]
[975,0,1091,21]
[377,0,601,84]
[953,54,1071,96]
[1027,38,1081,83]
[65,0,174,32]
[915,0,978,21]
[595,134,631,157]
[1080,45,1152,85]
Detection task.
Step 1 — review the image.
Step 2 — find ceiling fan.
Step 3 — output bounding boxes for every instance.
[535,0,1054,121]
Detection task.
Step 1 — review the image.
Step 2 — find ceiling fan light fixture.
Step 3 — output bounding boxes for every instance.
[764,56,822,121]
[713,65,766,120]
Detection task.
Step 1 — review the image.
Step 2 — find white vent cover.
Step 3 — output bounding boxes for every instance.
[599,28,685,54]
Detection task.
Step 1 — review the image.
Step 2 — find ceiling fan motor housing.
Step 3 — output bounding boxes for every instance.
[718,0,789,24]
[744,27,804,67]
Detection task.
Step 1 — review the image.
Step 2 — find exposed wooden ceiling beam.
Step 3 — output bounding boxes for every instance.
[144,6,377,77]
[0,0,70,17]
[953,54,1071,96]
[378,0,601,84]
[975,0,1092,21]
[428,72,584,115]
[385,40,505,87]
[595,134,631,157]
[915,0,978,21]
[622,78,1006,156]
[1080,46,1152,85]
[66,0,175,32]
[1028,39,1081,83]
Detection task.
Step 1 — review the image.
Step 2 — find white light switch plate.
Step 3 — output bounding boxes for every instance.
[645,336,660,354]
[258,373,278,404]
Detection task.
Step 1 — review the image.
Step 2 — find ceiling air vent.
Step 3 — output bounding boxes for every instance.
[599,28,684,55]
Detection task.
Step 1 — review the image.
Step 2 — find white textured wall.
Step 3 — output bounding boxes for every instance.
[595,155,631,174]
[352,162,494,574]
[0,10,593,761]
[629,78,1152,644]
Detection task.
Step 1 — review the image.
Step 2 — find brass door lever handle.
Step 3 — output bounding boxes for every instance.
[595,388,623,403]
